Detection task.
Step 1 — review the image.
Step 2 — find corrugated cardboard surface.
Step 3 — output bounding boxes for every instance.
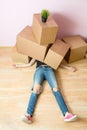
[63,35,87,63]
[16,26,50,62]
[65,46,87,63]
[11,46,29,63]
[44,39,70,69]
[32,14,58,45]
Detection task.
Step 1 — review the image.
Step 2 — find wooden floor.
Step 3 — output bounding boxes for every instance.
[0,47,87,130]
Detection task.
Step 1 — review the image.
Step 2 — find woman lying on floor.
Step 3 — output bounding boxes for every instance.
[13,59,77,124]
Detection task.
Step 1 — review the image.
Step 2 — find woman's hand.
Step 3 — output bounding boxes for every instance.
[12,59,36,68]
[67,66,77,72]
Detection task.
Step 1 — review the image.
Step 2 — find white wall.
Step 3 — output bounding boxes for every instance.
[0,0,87,46]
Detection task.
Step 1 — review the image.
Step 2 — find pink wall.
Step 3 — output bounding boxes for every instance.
[0,0,87,46]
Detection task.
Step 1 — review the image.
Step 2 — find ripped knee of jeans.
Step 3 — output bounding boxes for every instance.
[32,87,42,95]
[52,87,59,92]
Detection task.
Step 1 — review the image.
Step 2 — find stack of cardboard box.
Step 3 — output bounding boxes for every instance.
[12,13,87,69]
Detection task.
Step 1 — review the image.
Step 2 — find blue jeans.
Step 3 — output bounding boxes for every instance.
[27,66,69,116]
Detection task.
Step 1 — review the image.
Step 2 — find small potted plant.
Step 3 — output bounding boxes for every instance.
[41,9,50,23]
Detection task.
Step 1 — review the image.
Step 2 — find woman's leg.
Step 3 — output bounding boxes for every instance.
[27,67,45,116]
[22,83,41,124]
[52,89,69,116]
[27,84,41,116]
[44,67,69,116]
[45,67,77,121]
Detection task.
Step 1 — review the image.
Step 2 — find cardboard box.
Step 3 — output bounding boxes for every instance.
[44,39,70,69]
[11,46,30,63]
[16,26,50,62]
[63,35,87,63]
[32,14,58,45]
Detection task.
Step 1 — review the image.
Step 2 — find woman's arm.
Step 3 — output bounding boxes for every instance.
[13,58,36,68]
[60,60,77,72]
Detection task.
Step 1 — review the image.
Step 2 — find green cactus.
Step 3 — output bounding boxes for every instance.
[41,9,50,22]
